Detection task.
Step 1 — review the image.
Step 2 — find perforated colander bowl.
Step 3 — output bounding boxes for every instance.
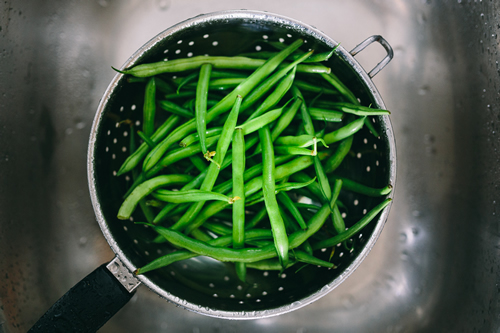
[31,9,396,331]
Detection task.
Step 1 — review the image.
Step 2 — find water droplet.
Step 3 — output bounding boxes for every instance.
[97,0,108,7]
[341,294,355,308]
[399,233,407,243]
[155,0,170,10]
[418,85,430,95]
[79,237,87,246]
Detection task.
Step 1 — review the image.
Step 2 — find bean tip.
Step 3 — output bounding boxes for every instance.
[112,66,126,74]
[133,268,140,275]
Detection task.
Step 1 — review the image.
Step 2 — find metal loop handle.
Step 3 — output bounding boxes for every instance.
[350,35,394,78]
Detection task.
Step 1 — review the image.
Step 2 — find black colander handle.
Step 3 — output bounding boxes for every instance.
[28,258,139,333]
[350,35,394,78]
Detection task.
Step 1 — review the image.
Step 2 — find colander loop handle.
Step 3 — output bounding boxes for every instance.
[349,35,394,78]
[28,260,138,333]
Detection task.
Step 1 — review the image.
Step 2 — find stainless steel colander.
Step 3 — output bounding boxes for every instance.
[30,9,396,332]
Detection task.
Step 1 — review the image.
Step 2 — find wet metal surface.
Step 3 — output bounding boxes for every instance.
[1,1,500,332]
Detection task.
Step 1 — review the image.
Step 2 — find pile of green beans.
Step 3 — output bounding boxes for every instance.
[115,38,392,280]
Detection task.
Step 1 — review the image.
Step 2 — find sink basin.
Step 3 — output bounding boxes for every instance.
[1,1,499,332]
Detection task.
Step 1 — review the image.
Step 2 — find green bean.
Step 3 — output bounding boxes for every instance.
[191,228,213,242]
[245,206,268,229]
[329,179,344,235]
[292,85,315,136]
[236,108,282,135]
[275,135,328,148]
[114,56,270,77]
[136,228,274,275]
[154,77,176,94]
[313,156,331,202]
[153,202,182,224]
[212,155,295,195]
[158,100,193,118]
[240,50,312,113]
[176,71,199,93]
[142,39,304,172]
[117,114,180,176]
[294,80,339,95]
[325,102,391,116]
[280,206,300,233]
[196,64,212,154]
[290,172,328,204]
[189,155,207,172]
[117,174,194,220]
[232,128,246,248]
[259,125,289,267]
[331,203,345,235]
[170,96,242,231]
[151,189,235,204]
[330,176,393,197]
[307,107,343,122]
[324,135,353,173]
[245,67,296,122]
[227,136,252,280]
[252,97,303,155]
[179,127,222,147]
[246,177,318,206]
[300,240,314,256]
[114,52,326,77]
[145,135,220,178]
[164,91,196,100]
[312,198,392,250]
[239,48,334,63]
[137,131,155,148]
[185,78,245,90]
[277,192,307,229]
[143,77,156,137]
[293,250,335,268]
[149,202,330,264]
[320,72,358,105]
[295,203,321,211]
[274,146,315,156]
[203,221,232,236]
[246,258,294,271]
[323,116,366,145]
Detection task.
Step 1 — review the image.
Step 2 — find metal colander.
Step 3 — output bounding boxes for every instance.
[88,9,396,320]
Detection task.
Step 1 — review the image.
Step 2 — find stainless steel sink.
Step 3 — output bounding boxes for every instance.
[1,1,499,332]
